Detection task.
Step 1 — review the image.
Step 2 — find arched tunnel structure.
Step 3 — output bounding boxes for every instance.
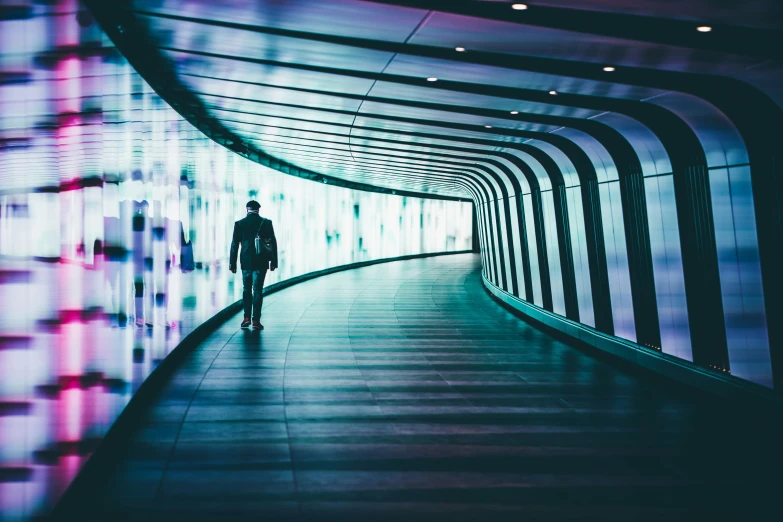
[1,1,782,521]
[88,0,782,388]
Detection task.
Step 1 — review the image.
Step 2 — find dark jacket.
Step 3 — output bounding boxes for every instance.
[229,212,278,271]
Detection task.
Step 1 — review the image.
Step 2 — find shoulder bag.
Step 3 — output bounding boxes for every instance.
[255,218,274,256]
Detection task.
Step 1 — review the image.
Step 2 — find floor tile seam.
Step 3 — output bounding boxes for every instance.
[389,265,462,432]
[284,268,419,443]
[258,272,338,315]
[426,268,484,408]
[425,268,471,349]
[151,329,240,501]
[459,272,530,353]
[350,277,416,415]
[281,280,352,513]
[459,272,584,386]
[348,275,418,393]
[351,268,431,409]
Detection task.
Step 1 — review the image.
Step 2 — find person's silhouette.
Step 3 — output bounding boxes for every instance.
[229,200,278,329]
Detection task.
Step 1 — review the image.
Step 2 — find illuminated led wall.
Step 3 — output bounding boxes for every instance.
[0,5,471,519]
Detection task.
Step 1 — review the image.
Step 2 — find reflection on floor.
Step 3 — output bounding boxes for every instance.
[0,258,239,520]
[88,255,777,521]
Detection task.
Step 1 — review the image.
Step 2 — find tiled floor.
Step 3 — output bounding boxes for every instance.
[89,254,779,521]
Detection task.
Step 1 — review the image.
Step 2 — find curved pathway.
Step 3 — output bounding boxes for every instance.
[88,254,778,521]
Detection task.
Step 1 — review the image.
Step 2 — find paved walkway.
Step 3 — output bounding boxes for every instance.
[89,254,778,521]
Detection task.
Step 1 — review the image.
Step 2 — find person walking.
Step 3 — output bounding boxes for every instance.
[229,200,278,329]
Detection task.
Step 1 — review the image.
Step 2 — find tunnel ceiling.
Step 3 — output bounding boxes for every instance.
[84,0,783,200]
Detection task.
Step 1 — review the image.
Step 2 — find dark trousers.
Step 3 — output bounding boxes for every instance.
[242,269,267,319]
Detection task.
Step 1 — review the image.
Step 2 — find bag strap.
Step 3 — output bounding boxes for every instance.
[256,218,267,239]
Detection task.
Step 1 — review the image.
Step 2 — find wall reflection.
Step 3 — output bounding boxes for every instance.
[0,3,472,519]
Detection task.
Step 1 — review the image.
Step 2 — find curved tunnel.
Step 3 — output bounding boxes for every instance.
[86,0,781,389]
[2,1,783,520]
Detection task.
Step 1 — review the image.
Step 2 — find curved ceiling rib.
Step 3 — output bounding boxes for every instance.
[364,0,783,57]
[81,0,471,202]
[86,1,782,204]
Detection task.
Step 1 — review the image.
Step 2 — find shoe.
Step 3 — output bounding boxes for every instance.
[240,317,251,328]
[252,319,263,330]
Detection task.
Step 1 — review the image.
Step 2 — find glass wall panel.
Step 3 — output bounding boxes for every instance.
[541,191,566,315]
[565,187,594,327]
[598,181,636,342]
[476,201,492,280]
[496,197,514,293]
[645,175,692,360]
[505,196,527,299]
[709,167,772,387]
[522,194,543,306]
[485,199,503,287]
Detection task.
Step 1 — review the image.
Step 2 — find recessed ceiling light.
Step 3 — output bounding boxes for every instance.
[426,77,438,82]
[510,110,519,115]
[455,46,466,52]
[511,3,528,10]
[485,125,493,128]
[549,90,557,95]
[603,66,615,72]
[697,25,712,32]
